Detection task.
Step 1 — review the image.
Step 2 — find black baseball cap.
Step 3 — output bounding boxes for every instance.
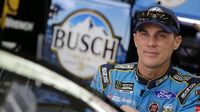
[134,5,180,35]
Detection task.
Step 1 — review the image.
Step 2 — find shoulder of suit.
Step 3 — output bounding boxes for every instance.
[98,63,136,90]
[99,62,137,71]
[114,63,136,70]
[171,67,200,83]
[171,67,200,105]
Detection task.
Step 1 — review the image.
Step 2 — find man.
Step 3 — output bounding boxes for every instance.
[90,5,200,112]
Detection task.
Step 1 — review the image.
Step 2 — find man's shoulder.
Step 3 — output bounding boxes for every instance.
[98,63,137,83]
[171,67,199,82]
[171,67,200,105]
[95,63,137,90]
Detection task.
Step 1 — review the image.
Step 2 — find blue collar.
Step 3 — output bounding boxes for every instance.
[135,64,175,89]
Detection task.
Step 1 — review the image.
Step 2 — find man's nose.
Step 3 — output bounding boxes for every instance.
[147,36,157,47]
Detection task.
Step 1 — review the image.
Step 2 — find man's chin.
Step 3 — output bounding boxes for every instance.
[143,61,161,69]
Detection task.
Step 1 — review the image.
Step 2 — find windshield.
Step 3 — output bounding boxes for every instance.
[0,49,119,112]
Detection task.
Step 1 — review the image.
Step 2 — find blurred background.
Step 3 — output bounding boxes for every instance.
[0,0,200,111]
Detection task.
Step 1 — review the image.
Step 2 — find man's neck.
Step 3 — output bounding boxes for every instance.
[137,62,170,80]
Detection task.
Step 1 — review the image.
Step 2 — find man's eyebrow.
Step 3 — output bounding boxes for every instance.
[157,30,170,34]
[138,28,147,32]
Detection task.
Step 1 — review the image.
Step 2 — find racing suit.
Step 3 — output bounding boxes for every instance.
[90,63,200,112]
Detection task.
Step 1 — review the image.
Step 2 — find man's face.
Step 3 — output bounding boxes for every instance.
[134,23,182,69]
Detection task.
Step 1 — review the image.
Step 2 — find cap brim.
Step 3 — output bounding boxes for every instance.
[134,20,178,34]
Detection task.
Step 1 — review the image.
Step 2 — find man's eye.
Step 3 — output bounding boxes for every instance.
[140,32,148,38]
[157,33,167,39]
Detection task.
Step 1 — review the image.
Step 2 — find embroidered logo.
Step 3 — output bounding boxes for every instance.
[148,102,159,112]
[154,90,176,99]
[163,104,174,112]
[115,80,133,93]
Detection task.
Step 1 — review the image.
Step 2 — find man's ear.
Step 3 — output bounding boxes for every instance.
[174,35,182,50]
[133,33,138,47]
